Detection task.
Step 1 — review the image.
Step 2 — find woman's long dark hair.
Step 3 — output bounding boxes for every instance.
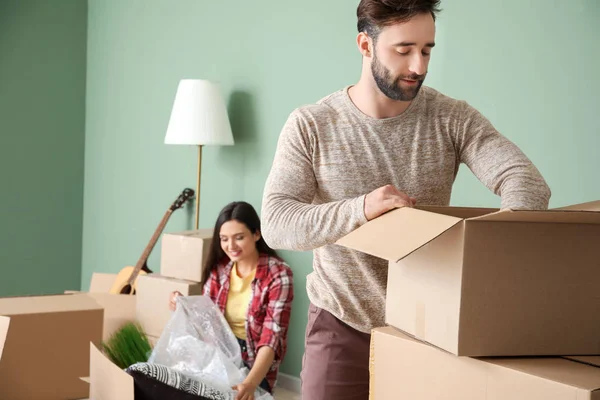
[201,201,280,285]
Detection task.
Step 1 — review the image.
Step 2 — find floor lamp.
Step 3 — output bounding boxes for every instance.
[164,79,235,230]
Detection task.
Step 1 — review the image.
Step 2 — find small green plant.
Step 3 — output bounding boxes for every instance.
[102,322,152,369]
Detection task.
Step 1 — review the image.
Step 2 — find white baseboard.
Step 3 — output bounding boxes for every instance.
[277,372,301,394]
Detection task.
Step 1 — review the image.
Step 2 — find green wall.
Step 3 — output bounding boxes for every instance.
[0,0,87,297]
[81,0,599,378]
[429,1,600,208]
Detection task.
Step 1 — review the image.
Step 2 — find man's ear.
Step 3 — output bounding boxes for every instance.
[357,32,373,58]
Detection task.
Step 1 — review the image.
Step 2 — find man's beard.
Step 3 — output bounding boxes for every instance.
[371,51,426,101]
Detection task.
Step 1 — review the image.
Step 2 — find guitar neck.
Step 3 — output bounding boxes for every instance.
[127,210,174,284]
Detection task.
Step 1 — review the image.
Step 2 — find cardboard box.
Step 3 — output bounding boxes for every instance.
[370,326,600,400]
[88,273,118,293]
[136,274,203,337]
[65,272,117,295]
[160,229,213,282]
[83,293,136,341]
[65,273,137,341]
[89,342,134,400]
[338,200,600,356]
[87,338,169,400]
[77,283,163,400]
[0,294,103,400]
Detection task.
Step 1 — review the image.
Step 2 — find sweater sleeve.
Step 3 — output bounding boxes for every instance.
[454,101,551,210]
[261,110,367,251]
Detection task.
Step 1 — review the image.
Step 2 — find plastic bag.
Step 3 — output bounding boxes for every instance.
[148,295,273,400]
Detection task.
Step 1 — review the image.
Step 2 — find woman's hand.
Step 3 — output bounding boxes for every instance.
[169,290,183,311]
[232,382,257,400]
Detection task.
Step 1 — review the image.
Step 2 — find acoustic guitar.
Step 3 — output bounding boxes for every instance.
[109,188,195,295]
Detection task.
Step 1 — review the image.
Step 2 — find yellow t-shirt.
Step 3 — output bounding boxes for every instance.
[224,263,256,340]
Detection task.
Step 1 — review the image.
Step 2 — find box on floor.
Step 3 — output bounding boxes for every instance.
[338,200,600,356]
[70,276,147,400]
[75,273,201,398]
[135,274,203,337]
[70,271,201,340]
[0,294,103,400]
[369,326,600,400]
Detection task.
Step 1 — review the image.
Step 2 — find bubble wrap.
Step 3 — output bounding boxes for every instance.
[148,295,273,400]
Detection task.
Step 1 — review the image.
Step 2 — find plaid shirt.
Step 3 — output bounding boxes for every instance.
[203,253,294,390]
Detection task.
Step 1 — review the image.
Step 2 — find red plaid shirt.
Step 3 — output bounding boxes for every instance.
[203,253,294,390]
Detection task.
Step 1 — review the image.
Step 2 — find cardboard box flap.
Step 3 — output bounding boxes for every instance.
[90,342,134,400]
[90,273,118,293]
[0,316,8,361]
[167,229,213,238]
[555,200,600,211]
[467,209,600,224]
[563,356,600,368]
[76,293,136,340]
[336,207,462,262]
[0,294,103,316]
[486,357,600,391]
[417,205,498,219]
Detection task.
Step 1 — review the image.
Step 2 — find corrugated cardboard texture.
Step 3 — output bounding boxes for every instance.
[337,207,462,262]
[370,326,600,400]
[565,356,600,368]
[160,229,212,282]
[458,220,600,356]
[0,295,103,400]
[341,203,600,356]
[136,274,203,337]
[555,200,600,212]
[0,317,8,362]
[89,273,118,293]
[82,293,136,341]
[89,342,134,400]
[470,209,600,224]
[386,222,465,355]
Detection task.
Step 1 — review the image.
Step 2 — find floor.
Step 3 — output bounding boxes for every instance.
[81,388,300,400]
[274,387,301,400]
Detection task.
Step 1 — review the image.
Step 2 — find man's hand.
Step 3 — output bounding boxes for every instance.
[232,382,257,400]
[364,184,416,221]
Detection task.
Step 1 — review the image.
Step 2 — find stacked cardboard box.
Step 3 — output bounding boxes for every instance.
[159,229,213,282]
[0,229,214,399]
[63,272,196,399]
[135,228,212,338]
[337,200,600,399]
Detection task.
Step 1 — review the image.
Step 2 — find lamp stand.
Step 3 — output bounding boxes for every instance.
[195,145,203,230]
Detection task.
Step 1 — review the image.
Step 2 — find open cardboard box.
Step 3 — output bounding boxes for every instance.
[338,200,600,356]
[370,326,600,400]
[88,341,135,400]
[65,272,121,295]
[0,294,104,400]
[73,273,160,399]
[65,273,138,341]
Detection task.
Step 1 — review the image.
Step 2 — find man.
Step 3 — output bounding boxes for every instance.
[261,0,551,399]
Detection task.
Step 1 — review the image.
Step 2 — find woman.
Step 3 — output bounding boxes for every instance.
[169,201,294,400]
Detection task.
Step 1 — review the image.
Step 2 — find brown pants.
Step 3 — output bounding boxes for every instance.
[300,303,371,400]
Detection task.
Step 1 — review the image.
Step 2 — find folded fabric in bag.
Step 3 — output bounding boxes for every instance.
[147,295,273,400]
[127,362,231,400]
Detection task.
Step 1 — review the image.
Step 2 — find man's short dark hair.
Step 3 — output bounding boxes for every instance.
[357,0,442,39]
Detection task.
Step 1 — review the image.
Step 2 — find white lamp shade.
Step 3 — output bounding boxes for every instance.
[164,79,235,146]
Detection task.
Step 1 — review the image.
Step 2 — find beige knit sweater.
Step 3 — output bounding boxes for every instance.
[261,85,551,333]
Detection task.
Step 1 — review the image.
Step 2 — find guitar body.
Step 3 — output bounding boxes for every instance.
[109,263,152,295]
